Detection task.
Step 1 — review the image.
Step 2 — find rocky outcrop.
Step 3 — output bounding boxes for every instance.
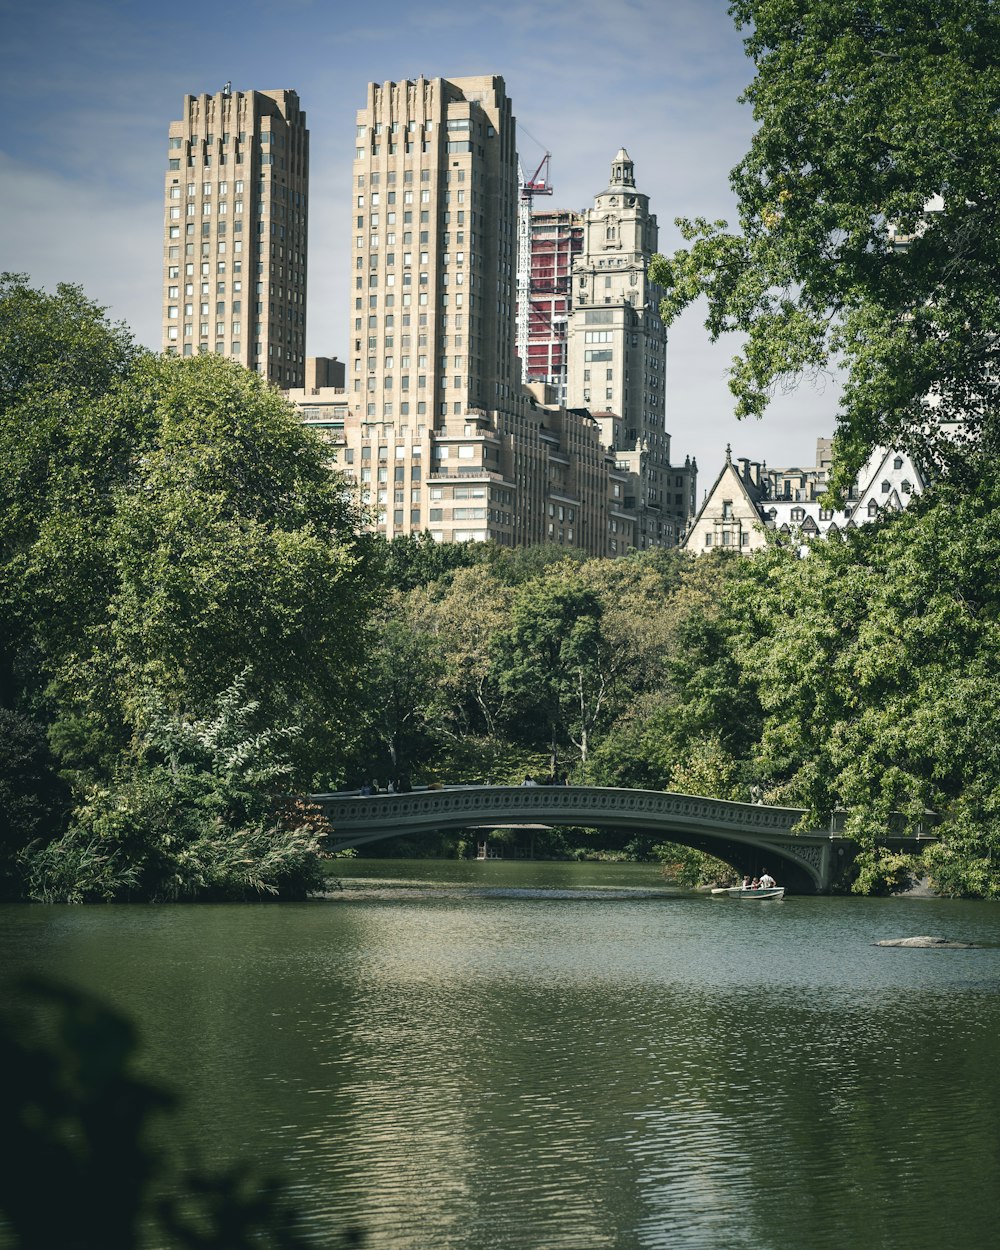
[874,935,979,948]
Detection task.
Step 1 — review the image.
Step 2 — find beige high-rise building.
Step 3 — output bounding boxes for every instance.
[339,75,522,542]
[161,86,308,387]
[566,149,696,547]
[349,75,518,432]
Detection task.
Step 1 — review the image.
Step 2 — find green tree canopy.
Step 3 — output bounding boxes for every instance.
[0,272,137,414]
[0,275,139,708]
[0,277,382,898]
[12,351,378,787]
[493,564,607,776]
[649,0,1000,490]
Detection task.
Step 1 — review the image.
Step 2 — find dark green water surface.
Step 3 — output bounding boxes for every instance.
[4,858,1000,1249]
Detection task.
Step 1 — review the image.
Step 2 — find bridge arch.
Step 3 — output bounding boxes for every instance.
[310,785,856,894]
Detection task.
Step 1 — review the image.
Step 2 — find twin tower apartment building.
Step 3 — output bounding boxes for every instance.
[161,76,696,553]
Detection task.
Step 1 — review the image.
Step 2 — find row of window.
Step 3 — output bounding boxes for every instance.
[170,131,288,148]
[704,532,751,548]
[358,120,434,136]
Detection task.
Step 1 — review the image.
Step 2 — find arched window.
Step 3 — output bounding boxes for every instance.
[868,500,879,517]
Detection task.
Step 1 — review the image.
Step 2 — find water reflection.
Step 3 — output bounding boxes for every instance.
[2,861,1000,1249]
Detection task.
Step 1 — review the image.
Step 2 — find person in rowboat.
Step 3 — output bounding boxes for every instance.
[759,871,776,889]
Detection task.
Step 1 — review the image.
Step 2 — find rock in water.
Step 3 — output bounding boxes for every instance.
[874,935,978,948]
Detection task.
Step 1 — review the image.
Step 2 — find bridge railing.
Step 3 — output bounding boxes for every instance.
[310,784,816,835]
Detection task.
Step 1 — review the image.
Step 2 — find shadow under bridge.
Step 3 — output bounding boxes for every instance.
[309,785,872,894]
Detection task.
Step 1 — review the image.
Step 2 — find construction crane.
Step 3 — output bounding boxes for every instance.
[516,152,553,370]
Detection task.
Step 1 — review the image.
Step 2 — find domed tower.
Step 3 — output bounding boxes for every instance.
[565,150,695,548]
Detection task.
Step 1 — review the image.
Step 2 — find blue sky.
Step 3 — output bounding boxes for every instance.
[0,0,838,487]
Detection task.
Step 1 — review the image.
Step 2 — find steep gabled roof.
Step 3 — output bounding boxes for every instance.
[683,448,766,540]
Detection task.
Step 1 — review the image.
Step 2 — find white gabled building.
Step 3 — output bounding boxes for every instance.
[684,440,927,555]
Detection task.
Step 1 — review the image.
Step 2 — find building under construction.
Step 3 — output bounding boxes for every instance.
[522,208,583,403]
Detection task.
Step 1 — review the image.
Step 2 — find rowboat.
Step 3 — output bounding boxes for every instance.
[724,886,784,900]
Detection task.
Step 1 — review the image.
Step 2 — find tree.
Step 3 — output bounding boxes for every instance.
[493,564,607,777]
[648,1,1000,490]
[714,484,1000,894]
[0,710,67,899]
[355,591,446,781]
[725,538,870,815]
[826,484,1000,892]
[15,352,378,789]
[0,274,138,710]
[0,272,137,418]
[591,553,763,798]
[22,674,332,904]
[378,531,492,592]
[0,279,382,897]
[403,565,520,781]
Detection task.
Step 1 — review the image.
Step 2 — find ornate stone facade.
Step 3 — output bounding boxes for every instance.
[685,440,927,554]
[565,150,696,550]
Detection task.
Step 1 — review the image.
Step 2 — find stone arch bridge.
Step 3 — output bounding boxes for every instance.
[310,785,933,894]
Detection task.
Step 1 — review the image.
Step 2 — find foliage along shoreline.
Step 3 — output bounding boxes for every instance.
[2,273,1000,901]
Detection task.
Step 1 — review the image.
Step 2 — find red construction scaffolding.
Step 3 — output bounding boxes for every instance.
[523,208,583,395]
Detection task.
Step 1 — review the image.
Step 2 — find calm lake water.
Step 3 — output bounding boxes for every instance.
[4,858,1000,1250]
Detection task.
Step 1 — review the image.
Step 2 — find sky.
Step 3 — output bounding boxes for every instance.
[0,0,841,492]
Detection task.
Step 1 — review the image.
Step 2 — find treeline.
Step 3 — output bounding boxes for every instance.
[3,274,1000,899]
[347,492,1000,897]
